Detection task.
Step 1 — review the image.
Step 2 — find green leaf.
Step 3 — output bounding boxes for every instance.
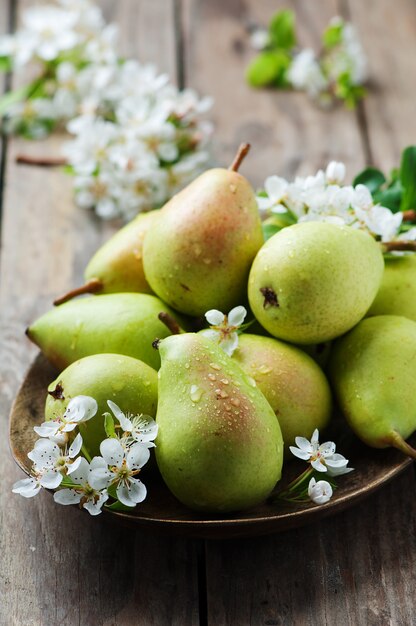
[400,146,416,211]
[373,181,402,212]
[268,10,296,50]
[322,20,344,48]
[353,167,386,193]
[104,412,117,438]
[0,56,12,72]
[105,500,135,512]
[246,50,291,87]
[262,213,295,240]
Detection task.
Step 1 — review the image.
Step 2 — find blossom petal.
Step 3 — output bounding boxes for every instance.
[205,309,225,326]
[107,400,132,431]
[308,478,333,504]
[40,470,63,489]
[199,329,220,343]
[100,438,124,467]
[289,446,311,461]
[264,175,288,202]
[53,488,82,505]
[117,478,147,507]
[12,477,41,498]
[127,443,150,469]
[70,457,90,485]
[67,456,82,475]
[311,429,320,445]
[64,395,98,424]
[319,441,336,457]
[220,333,239,356]
[69,432,83,458]
[294,437,313,452]
[227,306,247,327]
[89,467,114,490]
[311,458,327,472]
[83,491,109,516]
[33,421,59,438]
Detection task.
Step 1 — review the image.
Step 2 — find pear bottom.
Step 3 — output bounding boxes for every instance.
[45,353,158,457]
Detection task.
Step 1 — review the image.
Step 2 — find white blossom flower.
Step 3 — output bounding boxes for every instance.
[12,476,42,498]
[34,395,97,442]
[326,161,346,185]
[354,204,403,242]
[201,306,247,356]
[289,428,353,474]
[106,400,158,447]
[250,28,270,51]
[27,433,83,489]
[308,477,333,504]
[256,176,289,215]
[21,6,81,62]
[53,457,109,515]
[89,439,149,507]
[288,49,329,98]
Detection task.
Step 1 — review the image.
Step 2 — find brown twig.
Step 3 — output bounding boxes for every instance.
[228,143,251,172]
[382,241,416,253]
[158,312,183,335]
[54,279,103,306]
[16,154,68,167]
[402,209,416,222]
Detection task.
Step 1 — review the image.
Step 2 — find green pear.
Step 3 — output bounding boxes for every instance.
[45,353,158,456]
[55,211,157,305]
[233,334,331,457]
[27,293,182,371]
[248,222,384,344]
[143,145,264,316]
[155,333,283,512]
[329,315,416,458]
[367,254,416,321]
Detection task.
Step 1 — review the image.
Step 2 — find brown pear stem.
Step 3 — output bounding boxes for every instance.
[387,431,416,460]
[382,240,416,253]
[402,210,416,222]
[53,278,103,306]
[158,312,183,335]
[16,154,68,167]
[228,143,251,172]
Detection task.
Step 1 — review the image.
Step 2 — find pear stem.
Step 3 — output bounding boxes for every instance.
[16,154,67,167]
[53,279,103,306]
[158,312,183,335]
[387,431,416,460]
[228,143,251,172]
[402,209,416,222]
[382,240,416,253]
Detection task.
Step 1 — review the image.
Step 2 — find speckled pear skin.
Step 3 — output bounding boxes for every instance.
[27,293,182,371]
[248,222,384,344]
[233,334,331,458]
[155,333,283,513]
[143,168,264,316]
[85,211,158,295]
[329,315,416,449]
[45,354,158,456]
[367,255,416,321]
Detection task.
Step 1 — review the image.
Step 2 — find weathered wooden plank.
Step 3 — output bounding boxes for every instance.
[348,0,416,172]
[182,0,365,186]
[205,469,416,626]
[0,2,199,624]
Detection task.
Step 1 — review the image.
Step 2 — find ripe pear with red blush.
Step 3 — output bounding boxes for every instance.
[143,144,264,316]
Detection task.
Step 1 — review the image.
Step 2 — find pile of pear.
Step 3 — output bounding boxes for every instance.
[27,144,416,514]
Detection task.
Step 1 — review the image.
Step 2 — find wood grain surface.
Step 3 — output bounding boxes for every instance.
[1,0,416,624]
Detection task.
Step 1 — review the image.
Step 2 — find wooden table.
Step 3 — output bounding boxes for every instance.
[1,1,416,624]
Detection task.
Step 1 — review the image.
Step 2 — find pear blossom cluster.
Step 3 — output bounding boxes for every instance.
[0,0,213,220]
[12,395,158,515]
[257,161,411,244]
[249,14,367,108]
